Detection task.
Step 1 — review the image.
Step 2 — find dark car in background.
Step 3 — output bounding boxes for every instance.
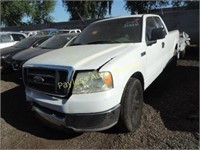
[12,33,79,76]
[1,35,52,72]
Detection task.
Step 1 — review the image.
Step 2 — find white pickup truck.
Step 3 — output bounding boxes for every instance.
[23,14,190,132]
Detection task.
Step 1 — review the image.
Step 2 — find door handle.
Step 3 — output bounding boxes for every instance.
[141,51,146,57]
[162,42,165,48]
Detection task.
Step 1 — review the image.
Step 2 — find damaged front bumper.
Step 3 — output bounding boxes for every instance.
[31,103,120,132]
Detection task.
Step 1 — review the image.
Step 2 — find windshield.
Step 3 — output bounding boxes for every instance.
[72,17,142,45]
[13,37,38,49]
[38,34,75,49]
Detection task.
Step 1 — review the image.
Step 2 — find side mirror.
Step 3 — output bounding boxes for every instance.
[151,28,166,41]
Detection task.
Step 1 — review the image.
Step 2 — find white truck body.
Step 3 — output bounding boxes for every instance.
[23,14,189,132]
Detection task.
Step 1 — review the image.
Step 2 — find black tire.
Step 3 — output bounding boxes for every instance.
[118,77,143,132]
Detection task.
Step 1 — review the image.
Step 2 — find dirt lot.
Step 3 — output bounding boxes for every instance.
[1,47,199,149]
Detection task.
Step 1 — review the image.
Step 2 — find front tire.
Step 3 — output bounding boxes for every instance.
[119,78,143,132]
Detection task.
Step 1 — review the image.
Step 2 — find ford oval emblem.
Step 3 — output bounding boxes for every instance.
[33,76,44,84]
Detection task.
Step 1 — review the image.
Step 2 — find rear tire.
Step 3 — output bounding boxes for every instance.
[118,78,143,132]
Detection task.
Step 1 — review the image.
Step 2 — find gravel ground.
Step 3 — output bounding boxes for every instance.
[1,47,199,149]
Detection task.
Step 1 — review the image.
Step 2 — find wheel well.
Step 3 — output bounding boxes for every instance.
[175,43,178,50]
[130,72,144,90]
[172,43,178,56]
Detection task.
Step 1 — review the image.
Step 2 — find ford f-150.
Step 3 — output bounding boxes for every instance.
[22,14,190,132]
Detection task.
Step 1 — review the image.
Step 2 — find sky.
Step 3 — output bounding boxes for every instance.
[51,0,130,22]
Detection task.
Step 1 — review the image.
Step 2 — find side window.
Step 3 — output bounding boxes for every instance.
[154,17,167,36]
[146,17,157,42]
[59,31,65,34]
[64,30,70,33]
[12,34,26,41]
[50,31,56,35]
[1,34,13,42]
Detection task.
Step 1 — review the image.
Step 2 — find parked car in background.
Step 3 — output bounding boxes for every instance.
[59,29,81,34]
[12,33,79,76]
[1,35,52,72]
[22,30,39,37]
[36,28,59,36]
[0,32,27,49]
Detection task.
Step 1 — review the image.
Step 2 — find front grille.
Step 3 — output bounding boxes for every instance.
[24,67,71,97]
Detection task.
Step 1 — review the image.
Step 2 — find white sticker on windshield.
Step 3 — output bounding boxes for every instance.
[124,19,140,28]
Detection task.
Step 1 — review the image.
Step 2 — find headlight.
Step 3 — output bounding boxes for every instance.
[1,54,10,60]
[73,71,113,94]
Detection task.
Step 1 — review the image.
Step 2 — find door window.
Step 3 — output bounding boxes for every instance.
[146,17,157,42]
[146,17,167,43]
[153,17,167,36]
[12,34,26,41]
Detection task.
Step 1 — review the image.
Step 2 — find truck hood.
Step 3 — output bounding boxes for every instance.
[24,44,140,70]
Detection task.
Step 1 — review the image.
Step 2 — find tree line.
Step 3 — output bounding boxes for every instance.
[1,0,199,26]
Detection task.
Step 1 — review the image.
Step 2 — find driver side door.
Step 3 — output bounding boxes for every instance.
[145,17,167,86]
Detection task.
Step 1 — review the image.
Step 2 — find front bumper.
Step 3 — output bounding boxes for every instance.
[32,103,120,132]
